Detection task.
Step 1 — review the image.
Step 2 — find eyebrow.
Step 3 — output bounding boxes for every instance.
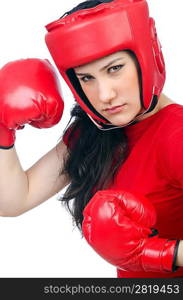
[75,57,125,76]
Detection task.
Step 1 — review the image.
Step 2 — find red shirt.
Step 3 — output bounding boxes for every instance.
[63,103,183,278]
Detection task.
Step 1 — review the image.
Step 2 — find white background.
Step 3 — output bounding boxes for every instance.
[0,0,182,278]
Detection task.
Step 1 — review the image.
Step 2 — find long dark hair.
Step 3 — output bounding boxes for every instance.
[58,0,134,233]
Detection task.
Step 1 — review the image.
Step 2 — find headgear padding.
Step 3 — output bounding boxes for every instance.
[45,0,165,129]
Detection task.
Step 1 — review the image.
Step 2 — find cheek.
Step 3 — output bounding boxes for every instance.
[80,83,99,106]
[80,83,93,98]
[126,70,139,90]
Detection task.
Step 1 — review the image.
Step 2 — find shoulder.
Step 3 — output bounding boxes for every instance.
[156,103,183,158]
[161,103,183,119]
[154,103,183,156]
[155,103,183,185]
[158,103,183,135]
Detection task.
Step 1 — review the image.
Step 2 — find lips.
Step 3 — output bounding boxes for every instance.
[104,104,125,114]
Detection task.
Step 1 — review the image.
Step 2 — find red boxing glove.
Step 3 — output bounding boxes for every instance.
[82,190,179,273]
[0,58,64,149]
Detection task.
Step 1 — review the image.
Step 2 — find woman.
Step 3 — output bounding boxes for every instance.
[0,0,183,278]
[45,0,183,278]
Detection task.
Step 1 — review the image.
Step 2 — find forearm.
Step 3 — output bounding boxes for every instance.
[176,240,183,267]
[0,147,29,216]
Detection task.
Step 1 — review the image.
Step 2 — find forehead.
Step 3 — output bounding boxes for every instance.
[74,50,129,72]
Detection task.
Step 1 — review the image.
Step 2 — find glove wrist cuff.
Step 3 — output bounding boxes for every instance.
[142,237,179,273]
[0,124,15,149]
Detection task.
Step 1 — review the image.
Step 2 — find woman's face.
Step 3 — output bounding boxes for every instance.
[74,51,143,126]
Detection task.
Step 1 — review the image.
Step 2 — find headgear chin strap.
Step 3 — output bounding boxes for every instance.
[45,0,165,130]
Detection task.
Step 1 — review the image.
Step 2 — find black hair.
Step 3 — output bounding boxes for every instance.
[59,105,129,233]
[60,0,114,18]
[58,0,132,233]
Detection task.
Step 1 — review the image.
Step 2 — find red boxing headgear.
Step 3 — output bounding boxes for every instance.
[45,0,165,129]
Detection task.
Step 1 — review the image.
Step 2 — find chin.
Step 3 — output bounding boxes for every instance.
[109,115,134,127]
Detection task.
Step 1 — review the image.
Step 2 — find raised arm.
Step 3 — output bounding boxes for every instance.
[0,58,69,216]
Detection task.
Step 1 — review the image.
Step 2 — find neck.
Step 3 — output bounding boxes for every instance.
[135,93,175,122]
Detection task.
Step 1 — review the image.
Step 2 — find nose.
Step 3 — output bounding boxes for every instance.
[98,79,117,103]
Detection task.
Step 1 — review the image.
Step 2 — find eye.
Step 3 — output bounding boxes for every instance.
[79,75,93,83]
[108,64,124,73]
